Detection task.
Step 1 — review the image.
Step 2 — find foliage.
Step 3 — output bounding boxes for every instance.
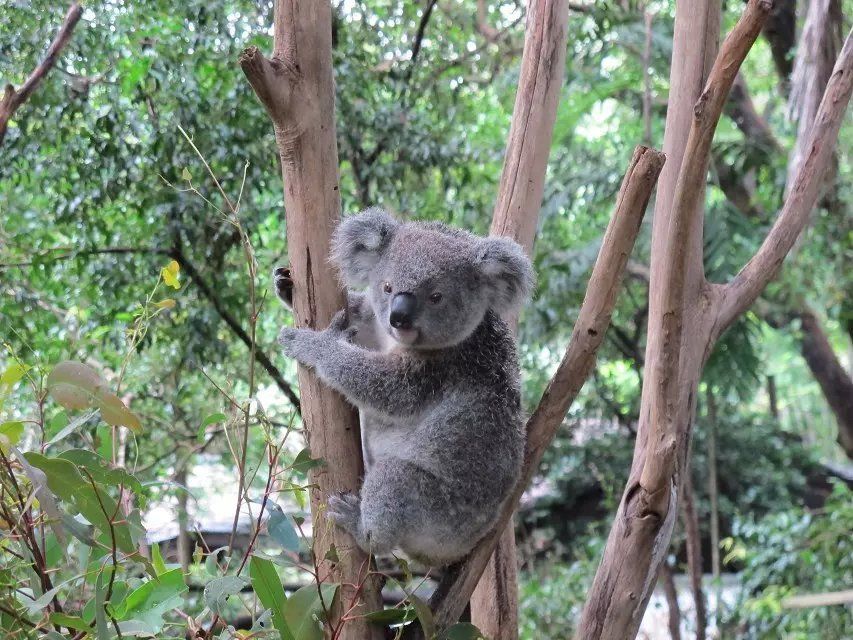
[721,483,853,640]
[518,538,603,639]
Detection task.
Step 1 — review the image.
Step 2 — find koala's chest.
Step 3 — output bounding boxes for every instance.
[360,411,420,467]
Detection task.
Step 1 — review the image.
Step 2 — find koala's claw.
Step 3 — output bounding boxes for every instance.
[327,493,361,534]
[273,265,294,308]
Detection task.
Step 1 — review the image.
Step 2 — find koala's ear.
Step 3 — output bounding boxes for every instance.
[330,207,398,286]
[475,237,535,314]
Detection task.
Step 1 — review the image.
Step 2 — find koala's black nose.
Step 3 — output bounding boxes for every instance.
[390,293,417,329]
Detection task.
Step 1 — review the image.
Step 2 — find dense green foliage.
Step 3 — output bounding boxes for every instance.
[1,0,851,638]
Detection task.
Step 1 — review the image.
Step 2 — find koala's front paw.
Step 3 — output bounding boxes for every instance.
[277,326,317,362]
[326,310,358,343]
[327,492,361,536]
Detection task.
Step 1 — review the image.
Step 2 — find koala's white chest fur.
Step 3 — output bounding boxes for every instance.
[356,315,415,468]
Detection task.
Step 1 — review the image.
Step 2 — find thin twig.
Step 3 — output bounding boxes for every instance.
[0,3,83,145]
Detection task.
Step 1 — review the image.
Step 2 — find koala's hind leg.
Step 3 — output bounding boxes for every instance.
[357,459,468,565]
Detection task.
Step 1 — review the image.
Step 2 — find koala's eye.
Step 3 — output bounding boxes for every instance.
[429,292,443,304]
[382,282,392,294]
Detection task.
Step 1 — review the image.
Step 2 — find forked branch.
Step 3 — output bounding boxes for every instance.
[639,0,772,511]
[418,145,665,633]
[0,3,83,145]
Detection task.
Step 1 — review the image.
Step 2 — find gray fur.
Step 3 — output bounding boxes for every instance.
[276,209,533,565]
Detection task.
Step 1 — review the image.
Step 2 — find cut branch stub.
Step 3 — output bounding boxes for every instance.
[412,146,664,637]
[238,46,299,123]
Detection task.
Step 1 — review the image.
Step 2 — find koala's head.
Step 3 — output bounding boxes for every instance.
[331,208,534,350]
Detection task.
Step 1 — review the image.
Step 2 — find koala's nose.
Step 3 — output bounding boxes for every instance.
[389,292,417,329]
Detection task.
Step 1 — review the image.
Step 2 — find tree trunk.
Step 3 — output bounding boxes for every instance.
[799,308,853,459]
[705,387,722,625]
[680,469,707,640]
[472,1,570,637]
[787,0,843,193]
[766,375,779,421]
[578,1,853,636]
[659,561,682,640]
[240,4,383,638]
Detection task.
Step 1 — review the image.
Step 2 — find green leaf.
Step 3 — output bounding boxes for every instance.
[205,546,229,576]
[267,501,301,552]
[0,421,24,453]
[203,575,248,615]
[49,613,93,633]
[151,543,167,576]
[409,594,436,640]
[24,453,137,553]
[181,167,192,182]
[290,448,323,475]
[57,449,145,499]
[282,583,337,640]
[441,622,486,639]
[94,571,110,640]
[112,568,187,633]
[362,606,417,624]
[0,361,28,387]
[197,412,226,442]
[46,410,98,446]
[250,556,294,640]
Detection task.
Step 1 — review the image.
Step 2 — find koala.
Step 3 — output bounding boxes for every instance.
[275,208,533,565]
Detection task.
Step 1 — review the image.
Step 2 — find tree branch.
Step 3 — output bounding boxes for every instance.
[403,0,439,84]
[720,29,853,329]
[724,72,783,155]
[639,0,772,507]
[0,3,83,145]
[417,146,664,634]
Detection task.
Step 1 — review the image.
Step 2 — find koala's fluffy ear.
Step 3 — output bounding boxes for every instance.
[475,237,535,314]
[330,207,398,286]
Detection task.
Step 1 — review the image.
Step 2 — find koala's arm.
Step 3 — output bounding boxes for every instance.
[275,266,381,350]
[279,315,433,417]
